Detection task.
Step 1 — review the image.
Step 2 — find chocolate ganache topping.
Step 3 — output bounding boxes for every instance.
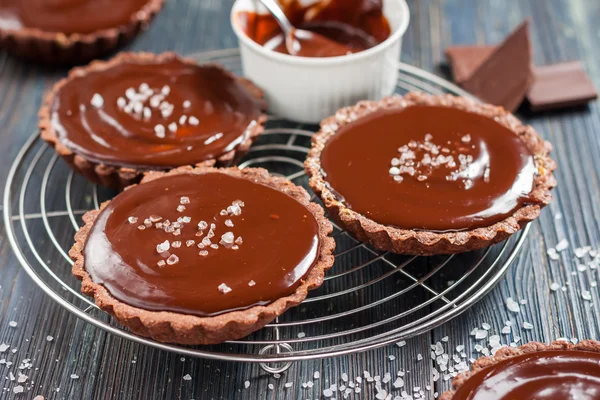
[319,105,540,232]
[236,0,391,57]
[84,172,321,317]
[50,56,264,169]
[0,0,150,34]
[452,350,600,400]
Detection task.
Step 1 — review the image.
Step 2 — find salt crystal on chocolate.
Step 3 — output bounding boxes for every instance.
[225,219,234,227]
[168,122,178,133]
[91,93,104,108]
[248,280,256,286]
[137,225,146,230]
[166,254,179,265]
[227,204,242,216]
[210,244,219,249]
[177,205,186,212]
[186,240,195,247]
[117,97,126,108]
[161,85,171,96]
[156,240,170,254]
[143,107,152,119]
[154,124,166,138]
[183,100,191,108]
[198,221,208,230]
[218,283,232,294]
[189,116,199,125]
[172,241,182,248]
[235,237,243,245]
[199,250,209,256]
[220,232,234,247]
[128,216,138,224]
[179,115,187,125]
[157,260,166,267]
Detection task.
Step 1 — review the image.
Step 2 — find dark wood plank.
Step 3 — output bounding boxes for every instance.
[1,0,599,399]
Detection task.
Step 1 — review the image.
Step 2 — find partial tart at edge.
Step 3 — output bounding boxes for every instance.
[0,0,165,64]
[40,52,267,189]
[305,93,557,255]
[69,166,335,345]
[441,340,600,399]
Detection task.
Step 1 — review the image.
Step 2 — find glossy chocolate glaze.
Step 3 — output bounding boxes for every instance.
[51,58,263,169]
[320,105,539,232]
[84,172,321,317]
[0,0,149,34]
[453,350,600,400]
[236,0,390,57]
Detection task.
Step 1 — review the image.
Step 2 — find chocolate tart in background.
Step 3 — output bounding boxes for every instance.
[70,166,335,345]
[40,52,267,189]
[441,340,600,399]
[0,0,164,64]
[305,93,556,255]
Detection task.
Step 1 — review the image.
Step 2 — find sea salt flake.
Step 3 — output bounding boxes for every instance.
[186,240,195,247]
[0,343,9,352]
[198,221,208,230]
[156,240,170,253]
[183,100,191,108]
[225,219,234,227]
[556,239,569,252]
[161,85,171,96]
[199,250,209,256]
[501,326,511,334]
[220,232,235,246]
[189,116,200,125]
[128,216,138,224]
[8,321,17,328]
[506,297,521,313]
[268,384,274,390]
[166,254,179,265]
[582,290,592,301]
[154,124,166,138]
[550,282,560,291]
[244,381,250,389]
[91,93,104,108]
[314,371,320,379]
[284,382,293,388]
[172,241,181,248]
[183,374,192,381]
[70,374,79,379]
[218,283,232,294]
[523,322,534,330]
[180,196,190,204]
[157,260,166,267]
[248,280,256,287]
[13,386,24,394]
[210,244,219,249]
[46,336,53,342]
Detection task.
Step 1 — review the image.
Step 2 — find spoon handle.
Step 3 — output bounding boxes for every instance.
[256,0,294,34]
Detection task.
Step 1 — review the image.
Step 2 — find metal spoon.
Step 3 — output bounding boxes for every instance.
[256,0,355,57]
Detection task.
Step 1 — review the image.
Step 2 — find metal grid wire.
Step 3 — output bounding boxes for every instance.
[3,49,529,370]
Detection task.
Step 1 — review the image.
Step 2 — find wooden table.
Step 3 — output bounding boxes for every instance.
[1,0,599,399]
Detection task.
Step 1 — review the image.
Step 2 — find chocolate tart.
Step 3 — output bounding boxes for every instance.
[441,340,600,400]
[305,93,556,255]
[0,0,164,64]
[40,52,267,189]
[69,166,335,344]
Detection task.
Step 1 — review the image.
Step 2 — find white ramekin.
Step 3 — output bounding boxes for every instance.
[231,0,410,123]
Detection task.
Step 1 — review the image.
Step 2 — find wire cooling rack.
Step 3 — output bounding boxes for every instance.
[4,49,529,372]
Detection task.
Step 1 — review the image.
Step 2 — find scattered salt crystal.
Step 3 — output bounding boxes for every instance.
[268,384,274,390]
[172,241,181,248]
[225,219,234,227]
[117,97,126,108]
[157,260,166,267]
[578,264,587,272]
[314,371,320,379]
[575,247,590,258]
[46,336,53,342]
[441,336,449,342]
[220,232,234,246]
[475,329,488,339]
[393,377,404,388]
[128,216,138,224]
[396,341,406,347]
[218,283,232,294]
[166,254,179,265]
[186,240,195,247]
[556,239,569,252]
[154,124,166,138]
[244,381,250,389]
[582,290,592,301]
[199,250,209,256]
[91,93,104,108]
[161,85,171,96]
[506,297,521,313]
[189,116,200,125]
[210,244,219,249]
[70,374,79,379]
[168,122,178,133]
[297,332,305,338]
[549,282,560,292]
[461,134,471,143]
[198,221,208,230]
[8,321,17,328]
[523,322,534,330]
[284,382,293,388]
[183,100,191,108]
[248,280,256,287]
[417,354,423,361]
[342,372,348,382]
[179,115,187,125]
[482,323,491,330]
[183,374,192,381]
[0,343,9,352]
[156,240,170,253]
[501,326,511,334]
[180,196,190,204]
[13,386,24,394]
[554,212,562,220]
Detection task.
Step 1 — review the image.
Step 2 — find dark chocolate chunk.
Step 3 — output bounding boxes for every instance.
[444,45,496,84]
[460,21,533,112]
[527,61,597,111]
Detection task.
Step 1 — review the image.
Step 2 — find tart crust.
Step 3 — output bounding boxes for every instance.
[69,166,335,345]
[440,340,600,400]
[305,92,557,255]
[39,52,268,190]
[0,0,164,64]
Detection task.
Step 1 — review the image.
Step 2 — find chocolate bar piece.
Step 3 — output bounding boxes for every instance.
[445,45,496,84]
[527,61,597,111]
[460,21,532,112]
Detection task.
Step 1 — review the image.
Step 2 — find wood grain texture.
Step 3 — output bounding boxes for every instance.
[0,0,599,399]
